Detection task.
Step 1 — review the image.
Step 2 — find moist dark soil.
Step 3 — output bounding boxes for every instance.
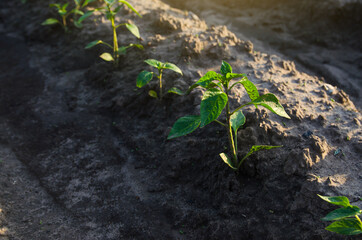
[0,0,361,239]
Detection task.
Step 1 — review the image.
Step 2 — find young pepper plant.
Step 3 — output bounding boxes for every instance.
[42,0,95,32]
[136,59,183,100]
[85,0,143,66]
[318,195,362,236]
[168,61,290,170]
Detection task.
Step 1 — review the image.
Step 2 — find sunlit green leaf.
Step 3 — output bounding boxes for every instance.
[85,40,102,49]
[145,59,163,69]
[318,195,351,208]
[220,60,232,76]
[234,77,259,101]
[163,63,183,75]
[325,218,362,235]
[77,10,93,23]
[168,115,201,140]
[129,43,144,50]
[168,87,185,95]
[219,153,237,170]
[49,3,61,9]
[238,145,282,168]
[200,89,228,127]
[82,0,96,8]
[195,71,223,88]
[322,206,361,221]
[230,109,245,134]
[118,0,142,17]
[148,90,158,99]
[226,73,247,80]
[136,71,153,88]
[125,23,140,38]
[42,18,60,26]
[251,93,290,119]
[100,52,114,62]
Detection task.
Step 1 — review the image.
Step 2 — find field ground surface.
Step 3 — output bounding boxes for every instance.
[0,0,361,239]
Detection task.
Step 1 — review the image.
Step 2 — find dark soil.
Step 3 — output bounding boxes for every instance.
[0,0,360,239]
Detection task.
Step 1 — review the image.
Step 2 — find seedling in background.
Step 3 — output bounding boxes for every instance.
[318,195,362,235]
[168,61,290,170]
[42,0,96,32]
[85,0,143,66]
[136,59,183,100]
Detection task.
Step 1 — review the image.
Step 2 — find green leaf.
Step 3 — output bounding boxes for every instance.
[195,71,223,88]
[118,0,142,17]
[125,23,140,38]
[136,71,153,88]
[238,145,282,168]
[61,3,69,11]
[82,0,96,8]
[230,109,245,134]
[168,115,201,140]
[129,43,144,50]
[318,195,351,207]
[77,11,93,23]
[226,73,247,80]
[85,40,102,49]
[219,153,237,170]
[163,63,183,75]
[42,18,60,26]
[251,93,290,119]
[148,90,158,99]
[145,59,163,69]
[73,9,84,16]
[118,46,128,55]
[235,77,259,101]
[220,61,232,76]
[322,206,361,221]
[325,218,362,235]
[49,3,61,10]
[200,89,228,128]
[99,52,114,62]
[168,87,185,96]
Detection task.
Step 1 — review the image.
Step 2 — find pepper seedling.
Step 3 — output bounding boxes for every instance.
[318,195,362,235]
[136,59,183,100]
[85,0,143,67]
[42,0,95,32]
[168,61,290,170]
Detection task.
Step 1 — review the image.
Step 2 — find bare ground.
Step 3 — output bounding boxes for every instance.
[0,0,361,239]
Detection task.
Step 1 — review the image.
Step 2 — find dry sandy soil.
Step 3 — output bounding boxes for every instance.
[0,0,361,239]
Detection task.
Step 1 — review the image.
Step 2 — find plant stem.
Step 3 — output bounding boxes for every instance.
[111,16,119,67]
[214,119,226,127]
[356,215,362,225]
[225,91,238,167]
[159,69,163,100]
[62,16,67,32]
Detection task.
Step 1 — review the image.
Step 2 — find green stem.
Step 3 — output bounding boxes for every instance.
[225,91,238,167]
[231,103,251,115]
[111,16,119,67]
[62,16,67,32]
[214,119,226,127]
[159,69,163,100]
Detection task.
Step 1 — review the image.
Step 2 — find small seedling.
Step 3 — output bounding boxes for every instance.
[168,61,290,170]
[42,0,95,32]
[318,195,362,235]
[85,0,143,66]
[136,59,183,100]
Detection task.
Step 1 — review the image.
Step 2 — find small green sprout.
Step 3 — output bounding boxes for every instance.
[168,61,290,170]
[85,0,143,67]
[318,195,362,235]
[136,59,183,100]
[42,0,96,32]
